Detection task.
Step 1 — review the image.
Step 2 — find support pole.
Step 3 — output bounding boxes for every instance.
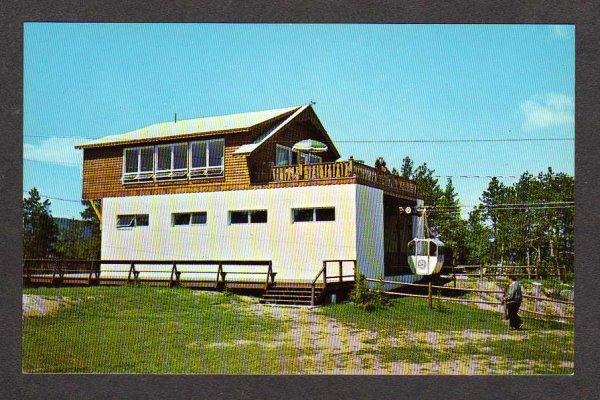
[428,281,433,309]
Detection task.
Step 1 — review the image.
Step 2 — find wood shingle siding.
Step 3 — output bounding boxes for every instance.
[80,105,417,201]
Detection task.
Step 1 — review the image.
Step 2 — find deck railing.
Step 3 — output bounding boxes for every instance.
[23,259,276,290]
[310,259,357,306]
[271,160,417,196]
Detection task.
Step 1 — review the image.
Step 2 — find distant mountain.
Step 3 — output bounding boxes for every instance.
[53,217,95,239]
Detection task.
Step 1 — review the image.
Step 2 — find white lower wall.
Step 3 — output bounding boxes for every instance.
[355,185,385,282]
[101,185,358,282]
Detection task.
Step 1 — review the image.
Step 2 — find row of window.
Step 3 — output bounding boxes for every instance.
[116,207,336,229]
[123,138,225,182]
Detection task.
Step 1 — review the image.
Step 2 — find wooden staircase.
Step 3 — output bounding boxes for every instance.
[260,284,324,306]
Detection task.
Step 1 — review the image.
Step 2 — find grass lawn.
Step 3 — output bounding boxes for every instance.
[23,286,573,374]
[321,298,573,374]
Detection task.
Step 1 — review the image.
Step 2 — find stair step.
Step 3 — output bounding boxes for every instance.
[266,289,318,294]
[262,294,313,299]
[259,298,312,305]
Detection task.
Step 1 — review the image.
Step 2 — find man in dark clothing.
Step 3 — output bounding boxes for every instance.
[503,275,523,330]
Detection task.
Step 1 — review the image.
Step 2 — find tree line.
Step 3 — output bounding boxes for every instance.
[23,157,574,279]
[23,188,100,260]
[379,156,574,277]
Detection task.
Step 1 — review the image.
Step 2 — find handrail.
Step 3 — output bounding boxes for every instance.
[271,160,417,196]
[23,258,276,290]
[310,259,357,306]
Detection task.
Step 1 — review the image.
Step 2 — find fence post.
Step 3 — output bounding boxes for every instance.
[428,281,433,309]
[216,264,222,289]
[311,283,315,307]
[339,261,343,282]
[479,265,483,280]
[532,282,542,313]
[323,261,327,285]
[453,266,457,288]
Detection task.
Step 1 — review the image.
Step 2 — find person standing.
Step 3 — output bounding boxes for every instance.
[504,275,523,330]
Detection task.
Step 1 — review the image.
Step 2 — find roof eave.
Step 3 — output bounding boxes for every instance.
[74,127,251,150]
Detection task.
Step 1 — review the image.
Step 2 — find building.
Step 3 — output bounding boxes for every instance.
[75,104,421,298]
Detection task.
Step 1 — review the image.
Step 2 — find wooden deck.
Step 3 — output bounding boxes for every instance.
[270,160,417,199]
[23,258,357,306]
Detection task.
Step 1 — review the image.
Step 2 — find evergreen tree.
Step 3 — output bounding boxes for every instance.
[23,188,59,259]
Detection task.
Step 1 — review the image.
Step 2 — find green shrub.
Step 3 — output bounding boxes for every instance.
[350,275,389,311]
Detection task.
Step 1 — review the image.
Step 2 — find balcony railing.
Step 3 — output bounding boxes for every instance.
[271,160,417,197]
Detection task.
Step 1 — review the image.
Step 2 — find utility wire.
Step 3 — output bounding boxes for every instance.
[24,134,574,143]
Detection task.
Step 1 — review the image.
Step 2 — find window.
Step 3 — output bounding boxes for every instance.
[293,208,314,222]
[116,214,149,229]
[122,138,223,183]
[156,142,188,179]
[123,146,154,182]
[229,210,268,224]
[292,207,335,222]
[275,144,322,166]
[190,138,224,178]
[315,207,335,221]
[172,212,207,226]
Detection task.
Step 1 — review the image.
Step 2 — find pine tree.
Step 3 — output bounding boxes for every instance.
[23,188,59,259]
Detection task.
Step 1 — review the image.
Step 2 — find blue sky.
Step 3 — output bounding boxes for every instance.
[23,23,574,218]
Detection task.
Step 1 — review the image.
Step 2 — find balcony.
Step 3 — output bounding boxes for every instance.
[270,160,417,198]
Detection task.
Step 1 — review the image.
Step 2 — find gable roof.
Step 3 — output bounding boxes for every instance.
[233,104,341,160]
[75,105,303,149]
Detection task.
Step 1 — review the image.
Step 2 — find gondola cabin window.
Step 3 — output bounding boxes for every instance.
[229,210,268,224]
[116,214,149,229]
[292,207,335,222]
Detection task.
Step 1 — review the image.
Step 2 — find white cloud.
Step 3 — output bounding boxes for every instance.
[520,93,574,130]
[551,25,570,39]
[23,136,84,167]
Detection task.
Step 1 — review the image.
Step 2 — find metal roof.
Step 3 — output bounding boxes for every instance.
[75,105,303,149]
[233,104,309,155]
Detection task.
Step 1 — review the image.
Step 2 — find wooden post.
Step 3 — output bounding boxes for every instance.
[220,265,227,290]
[479,265,483,280]
[216,264,222,289]
[453,268,457,288]
[323,261,327,285]
[428,281,433,309]
[128,263,135,283]
[311,283,315,307]
[339,261,343,282]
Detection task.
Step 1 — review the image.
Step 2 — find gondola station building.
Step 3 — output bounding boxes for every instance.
[75,104,423,298]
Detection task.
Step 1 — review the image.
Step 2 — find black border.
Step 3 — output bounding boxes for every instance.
[2,1,599,399]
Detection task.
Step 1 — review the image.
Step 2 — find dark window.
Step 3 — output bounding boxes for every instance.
[136,214,149,226]
[124,149,139,173]
[250,210,268,223]
[173,213,191,226]
[293,207,335,222]
[140,147,154,172]
[315,208,335,221]
[230,210,267,224]
[117,215,135,228]
[191,212,207,225]
[117,214,149,228]
[230,211,249,224]
[157,144,172,171]
[293,208,314,222]
[173,212,207,226]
